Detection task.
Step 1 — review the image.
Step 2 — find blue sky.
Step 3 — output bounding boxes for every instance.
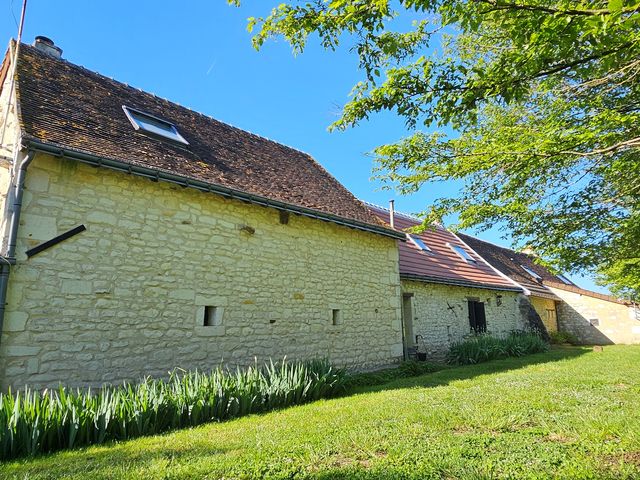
[1,0,607,292]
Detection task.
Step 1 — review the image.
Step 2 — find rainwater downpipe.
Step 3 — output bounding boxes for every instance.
[0,148,35,347]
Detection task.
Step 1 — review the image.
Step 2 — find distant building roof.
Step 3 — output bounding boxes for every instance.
[4,41,400,239]
[367,204,521,292]
[544,281,629,305]
[457,233,628,304]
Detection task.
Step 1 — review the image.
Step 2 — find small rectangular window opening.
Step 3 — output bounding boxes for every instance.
[203,306,222,327]
[332,309,342,326]
[123,106,189,144]
[408,234,431,252]
[450,244,476,263]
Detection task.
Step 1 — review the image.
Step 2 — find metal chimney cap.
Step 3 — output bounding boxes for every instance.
[33,36,63,59]
[34,35,54,46]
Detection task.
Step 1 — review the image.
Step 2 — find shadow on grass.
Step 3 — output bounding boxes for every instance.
[346,345,589,396]
[0,430,239,478]
[0,347,590,478]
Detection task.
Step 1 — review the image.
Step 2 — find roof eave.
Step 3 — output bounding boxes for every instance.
[23,139,406,240]
[400,273,523,292]
[544,281,627,305]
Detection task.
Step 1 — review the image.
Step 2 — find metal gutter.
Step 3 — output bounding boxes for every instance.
[400,273,523,292]
[23,139,405,241]
[0,148,34,346]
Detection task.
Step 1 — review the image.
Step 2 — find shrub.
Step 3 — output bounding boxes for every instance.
[447,331,549,365]
[549,331,579,345]
[0,358,346,460]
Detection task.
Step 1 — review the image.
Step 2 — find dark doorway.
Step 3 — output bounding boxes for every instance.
[468,300,487,334]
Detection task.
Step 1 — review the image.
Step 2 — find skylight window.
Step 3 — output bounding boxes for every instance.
[408,234,431,252]
[450,244,476,263]
[521,265,542,281]
[123,106,188,144]
[556,274,573,285]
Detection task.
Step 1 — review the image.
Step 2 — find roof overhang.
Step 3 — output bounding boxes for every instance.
[400,273,523,292]
[528,291,561,301]
[545,282,627,305]
[23,139,406,241]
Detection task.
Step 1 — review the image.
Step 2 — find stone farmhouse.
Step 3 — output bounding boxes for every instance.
[0,38,636,390]
[0,38,407,389]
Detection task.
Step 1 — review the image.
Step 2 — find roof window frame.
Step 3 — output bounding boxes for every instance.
[122,105,189,145]
[521,264,542,281]
[408,234,432,253]
[555,273,574,285]
[448,243,477,263]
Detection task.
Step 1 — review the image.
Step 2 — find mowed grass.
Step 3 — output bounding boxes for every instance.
[2,346,640,479]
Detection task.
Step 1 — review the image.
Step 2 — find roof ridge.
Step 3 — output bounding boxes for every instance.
[361,200,448,227]
[18,42,317,159]
[456,231,525,255]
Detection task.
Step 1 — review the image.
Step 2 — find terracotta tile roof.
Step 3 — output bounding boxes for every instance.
[367,205,521,291]
[9,43,393,235]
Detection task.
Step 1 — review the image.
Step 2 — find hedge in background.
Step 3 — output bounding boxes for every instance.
[447,332,549,365]
[0,359,346,460]
[549,331,579,345]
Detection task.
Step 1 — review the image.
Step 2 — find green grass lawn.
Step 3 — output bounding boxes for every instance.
[2,346,640,479]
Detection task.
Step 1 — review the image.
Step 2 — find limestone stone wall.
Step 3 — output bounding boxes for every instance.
[550,287,640,345]
[0,57,20,161]
[0,153,403,389]
[0,58,19,245]
[401,280,528,358]
[529,296,558,332]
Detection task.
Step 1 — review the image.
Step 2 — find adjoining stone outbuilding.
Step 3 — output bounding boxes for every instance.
[0,39,405,389]
[367,204,532,359]
[548,284,640,345]
[458,234,640,345]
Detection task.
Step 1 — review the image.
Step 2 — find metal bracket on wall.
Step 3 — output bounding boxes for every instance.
[25,225,87,258]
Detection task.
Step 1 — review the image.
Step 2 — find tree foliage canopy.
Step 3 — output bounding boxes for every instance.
[232,0,640,297]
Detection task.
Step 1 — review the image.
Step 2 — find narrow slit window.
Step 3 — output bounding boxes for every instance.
[123,106,188,144]
[449,244,476,263]
[408,234,431,252]
[203,306,222,327]
[332,309,342,326]
[521,265,542,281]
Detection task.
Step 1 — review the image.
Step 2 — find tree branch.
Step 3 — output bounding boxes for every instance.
[476,0,640,17]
